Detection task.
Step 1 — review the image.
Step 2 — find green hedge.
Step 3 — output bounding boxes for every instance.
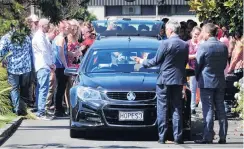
[233,77,244,119]
[0,66,12,115]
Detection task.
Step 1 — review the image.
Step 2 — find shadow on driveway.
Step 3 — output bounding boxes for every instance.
[4,143,147,148]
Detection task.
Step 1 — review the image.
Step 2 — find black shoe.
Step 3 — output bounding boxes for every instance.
[194,139,213,144]
[158,139,165,144]
[191,109,196,115]
[30,108,38,113]
[174,140,184,144]
[46,109,54,115]
[65,108,70,116]
[27,103,35,108]
[16,110,27,116]
[54,111,68,117]
[218,139,226,144]
[37,115,54,120]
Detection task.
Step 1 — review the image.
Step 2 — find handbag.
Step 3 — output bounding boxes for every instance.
[233,64,243,80]
[234,68,244,74]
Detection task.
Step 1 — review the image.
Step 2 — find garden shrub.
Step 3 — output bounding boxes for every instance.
[233,77,244,119]
[0,66,12,115]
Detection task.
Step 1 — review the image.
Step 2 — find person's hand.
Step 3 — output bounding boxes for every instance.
[50,64,56,71]
[227,68,232,74]
[75,50,83,57]
[79,45,86,51]
[134,57,142,64]
[2,59,7,68]
[182,86,187,100]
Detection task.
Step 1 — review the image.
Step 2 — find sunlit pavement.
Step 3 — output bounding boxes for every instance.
[1,108,243,149]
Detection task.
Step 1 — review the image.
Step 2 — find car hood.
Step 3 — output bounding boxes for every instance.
[81,73,157,91]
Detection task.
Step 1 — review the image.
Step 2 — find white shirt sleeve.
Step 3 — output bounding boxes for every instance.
[32,31,53,71]
[36,34,52,66]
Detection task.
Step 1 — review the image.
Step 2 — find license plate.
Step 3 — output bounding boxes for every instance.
[119,111,144,121]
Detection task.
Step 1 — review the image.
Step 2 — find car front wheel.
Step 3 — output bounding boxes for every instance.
[70,129,86,138]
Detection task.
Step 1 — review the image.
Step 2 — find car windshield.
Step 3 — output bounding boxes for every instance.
[86,49,159,73]
[92,20,163,37]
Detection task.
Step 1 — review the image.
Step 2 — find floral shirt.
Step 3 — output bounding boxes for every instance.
[0,32,32,74]
[67,41,80,68]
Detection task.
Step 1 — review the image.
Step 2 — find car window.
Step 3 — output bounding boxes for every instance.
[92,20,163,37]
[86,49,159,73]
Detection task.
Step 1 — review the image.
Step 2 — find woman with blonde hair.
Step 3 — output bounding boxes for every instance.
[67,19,82,68]
[65,19,83,115]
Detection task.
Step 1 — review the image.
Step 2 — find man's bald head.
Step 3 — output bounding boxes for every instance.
[38,18,49,27]
[38,18,50,33]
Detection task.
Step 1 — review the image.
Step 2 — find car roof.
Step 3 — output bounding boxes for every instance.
[93,19,162,24]
[90,36,161,49]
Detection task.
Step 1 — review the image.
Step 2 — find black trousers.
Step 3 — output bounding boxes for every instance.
[54,68,68,113]
[19,71,33,106]
[156,84,183,142]
[25,67,36,106]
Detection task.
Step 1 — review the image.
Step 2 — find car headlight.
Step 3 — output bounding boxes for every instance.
[77,86,102,101]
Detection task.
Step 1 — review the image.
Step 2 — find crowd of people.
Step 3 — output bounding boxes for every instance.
[0,15,96,120]
[0,15,243,143]
[135,19,243,144]
[160,18,243,114]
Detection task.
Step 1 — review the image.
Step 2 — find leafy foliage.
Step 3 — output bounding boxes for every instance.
[0,1,30,42]
[68,7,97,22]
[188,0,243,32]
[34,0,96,24]
[233,77,244,119]
[0,66,12,115]
[0,0,95,36]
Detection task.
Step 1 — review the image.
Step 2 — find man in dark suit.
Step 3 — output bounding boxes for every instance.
[194,23,228,144]
[135,20,189,144]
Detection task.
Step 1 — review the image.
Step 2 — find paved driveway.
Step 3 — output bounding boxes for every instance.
[1,115,243,149]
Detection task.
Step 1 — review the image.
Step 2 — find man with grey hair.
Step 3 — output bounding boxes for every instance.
[26,14,39,36]
[135,19,189,144]
[32,18,56,120]
[194,23,228,144]
[24,14,39,109]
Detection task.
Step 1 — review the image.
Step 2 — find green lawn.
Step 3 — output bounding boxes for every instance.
[0,109,37,128]
[0,114,17,128]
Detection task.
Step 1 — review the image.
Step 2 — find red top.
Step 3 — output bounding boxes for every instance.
[82,38,94,47]
[67,41,80,68]
[187,39,199,69]
[81,38,95,54]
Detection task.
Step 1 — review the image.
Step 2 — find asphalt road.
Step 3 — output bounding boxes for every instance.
[1,116,243,149]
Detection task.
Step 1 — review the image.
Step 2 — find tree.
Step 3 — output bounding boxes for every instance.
[34,0,96,23]
[188,0,243,32]
[0,0,96,37]
[0,0,96,35]
[0,1,30,40]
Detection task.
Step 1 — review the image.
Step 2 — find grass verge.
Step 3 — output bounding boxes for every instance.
[0,109,37,128]
[0,114,17,128]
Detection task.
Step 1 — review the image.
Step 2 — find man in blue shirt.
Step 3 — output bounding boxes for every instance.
[0,31,32,116]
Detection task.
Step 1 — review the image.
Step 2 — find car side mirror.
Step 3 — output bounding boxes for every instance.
[186,69,195,77]
[64,68,78,76]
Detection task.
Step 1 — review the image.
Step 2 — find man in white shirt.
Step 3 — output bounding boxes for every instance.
[32,18,55,120]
